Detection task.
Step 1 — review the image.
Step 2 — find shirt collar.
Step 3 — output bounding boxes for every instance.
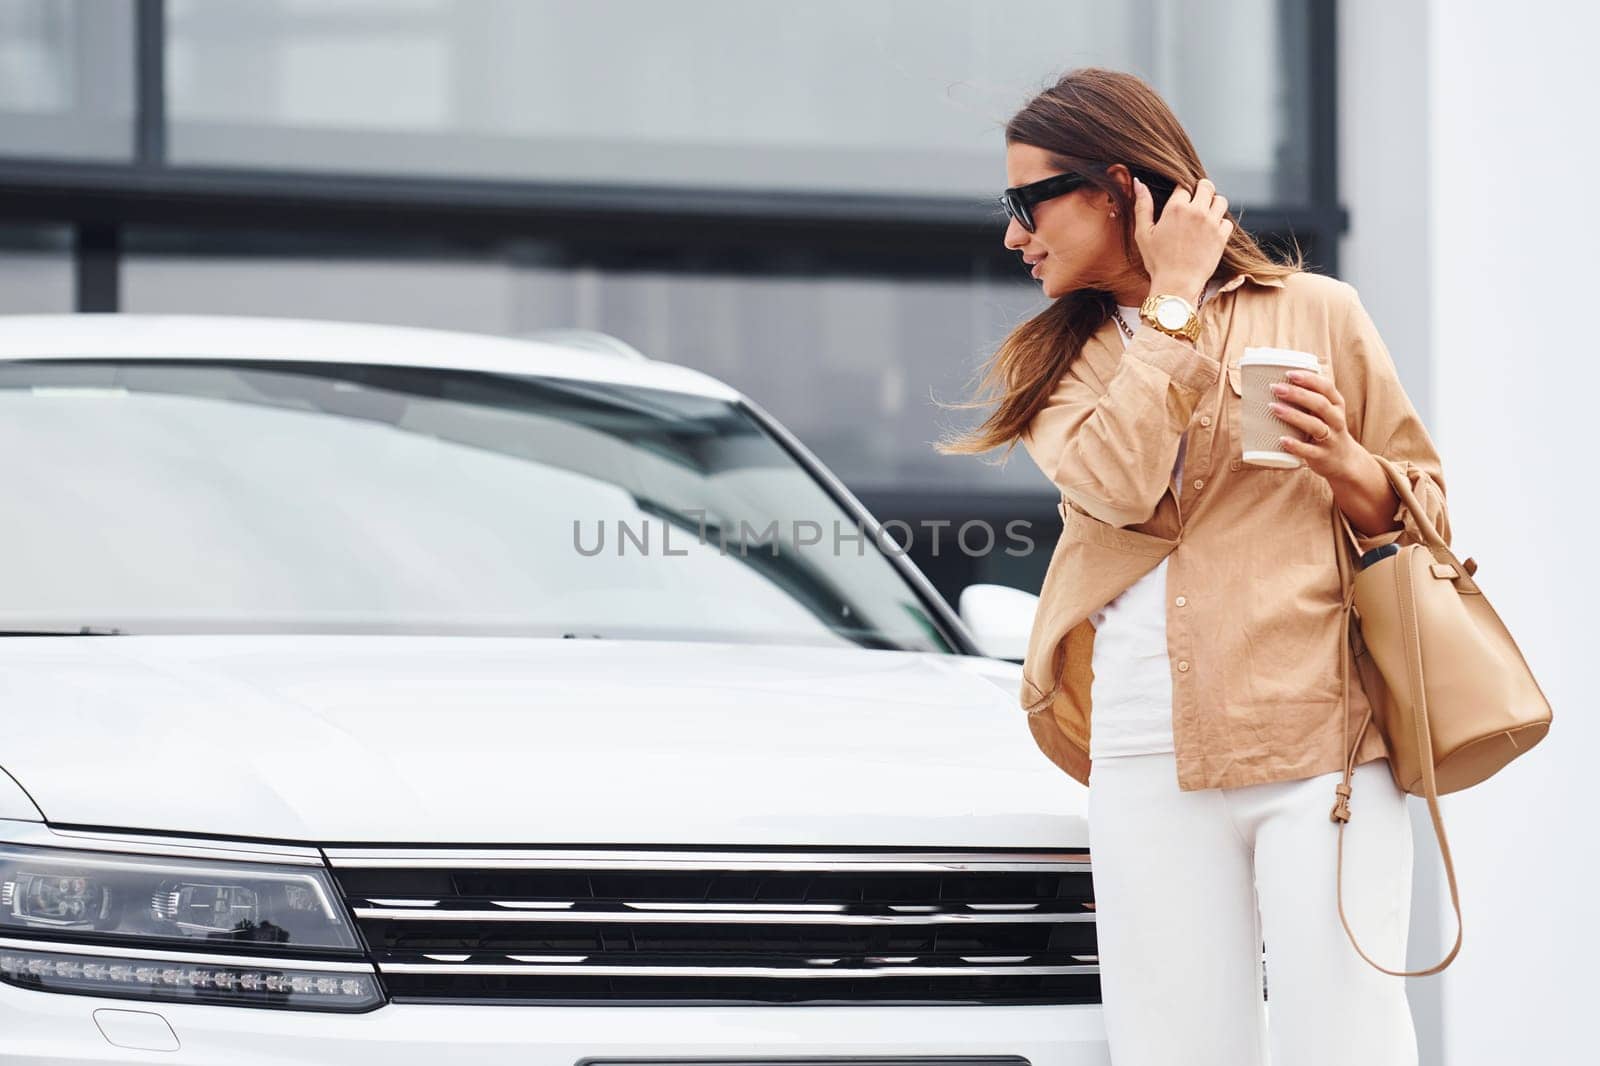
[1218,270,1288,295]
[1093,269,1289,355]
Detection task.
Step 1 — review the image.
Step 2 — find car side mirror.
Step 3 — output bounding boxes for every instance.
[957,583,1039,662]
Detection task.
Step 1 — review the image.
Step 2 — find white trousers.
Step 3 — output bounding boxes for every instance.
[1087,751,1418,1066]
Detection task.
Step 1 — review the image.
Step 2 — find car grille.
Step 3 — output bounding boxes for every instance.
[324,847,1097,1005]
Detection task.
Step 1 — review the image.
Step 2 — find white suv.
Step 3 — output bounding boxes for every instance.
[0,314,1100,1064]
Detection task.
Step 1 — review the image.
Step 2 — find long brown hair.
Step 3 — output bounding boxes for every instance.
[934,67,1304,459]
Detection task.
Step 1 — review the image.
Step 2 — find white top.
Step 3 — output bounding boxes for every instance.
[1087,281,1219,760]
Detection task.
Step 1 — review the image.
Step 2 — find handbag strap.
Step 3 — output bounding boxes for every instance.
[1328,456,1465,976]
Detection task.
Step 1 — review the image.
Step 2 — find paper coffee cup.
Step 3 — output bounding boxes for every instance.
[1238,347,1323,468]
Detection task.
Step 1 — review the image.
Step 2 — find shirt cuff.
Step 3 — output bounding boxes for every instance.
[1123,324,1220,394]
[1350,462,1422,555]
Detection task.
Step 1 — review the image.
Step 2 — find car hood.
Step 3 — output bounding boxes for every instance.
[0,636,1084,847]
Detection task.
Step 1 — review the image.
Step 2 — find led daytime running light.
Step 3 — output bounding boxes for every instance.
[0,945,381,1013]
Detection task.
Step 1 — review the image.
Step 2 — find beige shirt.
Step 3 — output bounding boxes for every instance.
[1017,269,1449,791]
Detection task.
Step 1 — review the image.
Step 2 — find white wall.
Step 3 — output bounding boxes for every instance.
[1344,2,1599,1062]
[1339,4,1446,1060]
[1428,1,1600,1061]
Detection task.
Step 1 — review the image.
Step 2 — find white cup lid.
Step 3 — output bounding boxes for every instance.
[1239,347,1320,372]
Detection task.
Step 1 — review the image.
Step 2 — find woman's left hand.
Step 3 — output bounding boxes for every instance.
[1268,370,1364,480]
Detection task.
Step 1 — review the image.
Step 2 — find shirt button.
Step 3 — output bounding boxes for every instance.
[1192,478,1204,491]
[1199,415,1212,427]
[1175,596,1187,607]
[1177,660,1190,672]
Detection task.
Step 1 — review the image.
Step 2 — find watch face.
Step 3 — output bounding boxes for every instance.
[1155,298,1191,330]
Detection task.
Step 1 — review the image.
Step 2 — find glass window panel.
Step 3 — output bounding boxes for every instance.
[0,226,74,311]
[0,0,135,161]
[166,0,1305,204]
[122,240,1051,495]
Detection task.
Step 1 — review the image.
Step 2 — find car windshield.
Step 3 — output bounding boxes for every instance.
[0,358,955,653]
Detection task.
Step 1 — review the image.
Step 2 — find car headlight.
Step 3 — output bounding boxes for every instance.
[0,843,379,1012]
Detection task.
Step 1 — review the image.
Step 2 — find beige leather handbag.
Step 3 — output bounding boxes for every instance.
[1329,453,1553,976]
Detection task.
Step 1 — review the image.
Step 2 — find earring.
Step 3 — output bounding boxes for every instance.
[1109,210,1117,218]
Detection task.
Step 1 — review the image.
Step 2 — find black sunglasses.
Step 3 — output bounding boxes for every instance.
[998,172,1090,233]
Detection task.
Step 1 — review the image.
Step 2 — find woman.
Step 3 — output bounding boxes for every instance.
[937,69,1450,1065]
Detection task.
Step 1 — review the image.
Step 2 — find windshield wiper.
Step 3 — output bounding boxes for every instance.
[0,626,124,636]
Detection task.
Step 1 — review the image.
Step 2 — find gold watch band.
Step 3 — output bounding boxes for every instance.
[1138,293,1202,343]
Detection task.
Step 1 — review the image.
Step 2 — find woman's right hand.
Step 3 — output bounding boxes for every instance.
[1132,176,1234,305]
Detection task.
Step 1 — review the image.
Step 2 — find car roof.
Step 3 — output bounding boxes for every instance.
[0,313,741,401]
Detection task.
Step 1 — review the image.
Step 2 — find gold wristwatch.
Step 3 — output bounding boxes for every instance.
[1138,293,1201,343]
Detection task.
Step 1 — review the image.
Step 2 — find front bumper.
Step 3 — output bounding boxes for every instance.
[1,980,1109,1066]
